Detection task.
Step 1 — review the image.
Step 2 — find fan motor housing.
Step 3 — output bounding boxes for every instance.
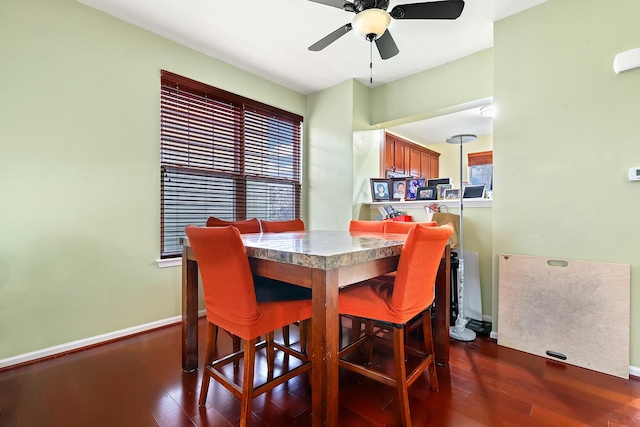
[351,0,390,13]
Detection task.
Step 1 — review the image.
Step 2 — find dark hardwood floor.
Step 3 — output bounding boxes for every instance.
[1,318,638,426]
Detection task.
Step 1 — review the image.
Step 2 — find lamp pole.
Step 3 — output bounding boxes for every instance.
[446,134,477,342]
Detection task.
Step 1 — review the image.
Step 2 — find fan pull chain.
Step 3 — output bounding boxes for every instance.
[369,40,373,84]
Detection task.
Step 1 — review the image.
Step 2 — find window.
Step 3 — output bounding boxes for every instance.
[467,150,493,191]
[160,71,302,257]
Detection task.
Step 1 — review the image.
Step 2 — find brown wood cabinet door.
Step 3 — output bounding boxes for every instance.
[403,145,411,175]
[430,155,439,178]
[394,141,405,173]
[420,151,431,178]
[410,148,422,177]
[384,139,395,170]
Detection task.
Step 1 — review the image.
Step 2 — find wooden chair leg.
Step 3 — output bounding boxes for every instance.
[240,338,257,427]
[350,316,362,342]
[233,335,241,368]
[364,320,375,365]
[393,327,411,427]
[299,320,308,355]
[422,309,439,391]
[282,325,290,346]
[198,322,218,407]
[266,331,275,374]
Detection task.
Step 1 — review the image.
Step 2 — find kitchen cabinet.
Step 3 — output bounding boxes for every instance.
[381,132,440,178]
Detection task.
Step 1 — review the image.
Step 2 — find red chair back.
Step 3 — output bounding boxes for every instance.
[185,225,259,332]
[205,217,261,234]
[383,221,437,234]
[348,220,385,233]
[390,223,453,314]
[261,219,305,233]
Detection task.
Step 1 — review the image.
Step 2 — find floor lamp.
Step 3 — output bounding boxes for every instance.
[446,134,477,342]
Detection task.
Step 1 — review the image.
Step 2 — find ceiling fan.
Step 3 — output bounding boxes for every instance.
[308,0,465,60]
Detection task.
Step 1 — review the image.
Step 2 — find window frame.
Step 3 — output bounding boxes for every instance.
[160,71,303,258]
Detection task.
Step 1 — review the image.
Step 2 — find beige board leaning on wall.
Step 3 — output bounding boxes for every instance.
[498,253,630,379]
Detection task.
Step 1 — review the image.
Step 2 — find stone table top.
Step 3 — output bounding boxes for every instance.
[182,230,407,270]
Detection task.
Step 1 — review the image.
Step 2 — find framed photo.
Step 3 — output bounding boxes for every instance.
[416,186,438,200]
[386,171,411,179]
[444,188,460,200]
[390,178,408,200]
[437,184,452,200]
[405,178,426,200]
[463,184,485,199]
[427,177,452,187]
[370,178,391,201]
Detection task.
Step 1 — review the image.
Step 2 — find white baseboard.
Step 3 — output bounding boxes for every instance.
[0,310,206,370]
[4,313,639,379]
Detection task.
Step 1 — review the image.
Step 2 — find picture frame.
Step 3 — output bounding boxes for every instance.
[427,177,452,187]
[404,178,426,200]
[437,184,452,200]
[390,178,408,200]
[463,184,486,199]
[416,186,438,200]
[386,171,411,179]
[370,178,391,201]
[444,188,460,200]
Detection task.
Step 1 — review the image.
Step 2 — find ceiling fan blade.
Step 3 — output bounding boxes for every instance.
[308,24,353,51]
[375,30,399,60]
[390,0,465,20]
[307,0,347,10]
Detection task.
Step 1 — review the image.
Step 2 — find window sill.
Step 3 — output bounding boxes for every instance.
[156,257,182,268]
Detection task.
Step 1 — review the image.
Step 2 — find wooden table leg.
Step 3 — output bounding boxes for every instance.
[310,268,339,427]
[434,245,451,366]
[182,247,199,373]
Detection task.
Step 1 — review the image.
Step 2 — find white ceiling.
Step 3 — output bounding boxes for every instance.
[79,0,547,144]
[387,104,494,145]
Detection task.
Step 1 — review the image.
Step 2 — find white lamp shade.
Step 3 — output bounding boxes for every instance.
[352,9,391,39]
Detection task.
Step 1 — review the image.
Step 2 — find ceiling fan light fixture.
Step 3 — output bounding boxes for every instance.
[352,8,391,39]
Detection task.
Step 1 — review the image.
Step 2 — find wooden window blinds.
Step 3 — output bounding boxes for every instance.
[160,71,303,258]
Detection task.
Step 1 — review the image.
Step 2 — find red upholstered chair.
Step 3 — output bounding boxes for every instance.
[258,218,309,350]
[383,220,437,234]
[205,217,261,358]
[205,216,309,356]
[382,220,439,340]
[205,217,261,233]
[338,224,453,427]
[345,219,386,339]
[260,218,305,233]
[185,225,311,426]
[348,219,386,233]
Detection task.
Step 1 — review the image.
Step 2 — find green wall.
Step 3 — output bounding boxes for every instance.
[370,48,493,127]
[493,0,640,366]
[305,80,356,230]
[0,0,305,359]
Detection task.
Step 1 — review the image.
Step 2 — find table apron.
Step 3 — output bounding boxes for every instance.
[248,256,401,289]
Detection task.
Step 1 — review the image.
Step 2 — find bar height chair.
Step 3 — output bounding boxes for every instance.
[204,217,310,355]
[258,218,310,351]
[338,224,453,427]
[260,218,305,233]
[185,225,312,427]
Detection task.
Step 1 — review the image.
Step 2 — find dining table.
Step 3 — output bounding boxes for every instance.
[181,229,451,427]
